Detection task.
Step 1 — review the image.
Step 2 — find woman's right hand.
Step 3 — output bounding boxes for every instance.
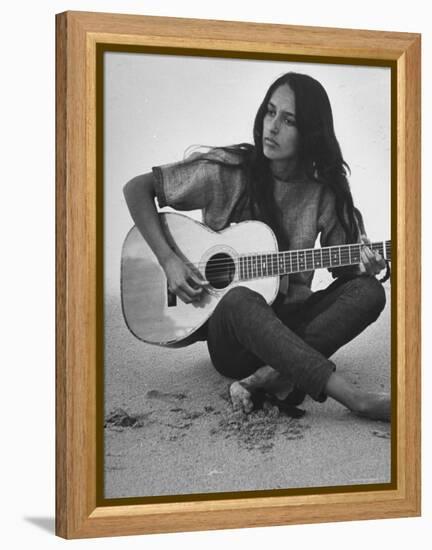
[123,174,209,304]
[162,253,209,304]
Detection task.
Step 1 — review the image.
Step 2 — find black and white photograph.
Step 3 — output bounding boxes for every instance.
[103,51,392,500]
[3,0,430,545]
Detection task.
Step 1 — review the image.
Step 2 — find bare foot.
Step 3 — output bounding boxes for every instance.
[229,381,254,413]
[325,373,390,422]
[354,392,391,422]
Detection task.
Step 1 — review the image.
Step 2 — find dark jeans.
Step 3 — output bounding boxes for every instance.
[206,275,386,401]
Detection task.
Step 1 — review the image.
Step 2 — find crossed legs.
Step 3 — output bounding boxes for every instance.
[207,275,390,421]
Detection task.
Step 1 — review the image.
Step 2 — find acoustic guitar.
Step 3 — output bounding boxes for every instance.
[121,212,391,348]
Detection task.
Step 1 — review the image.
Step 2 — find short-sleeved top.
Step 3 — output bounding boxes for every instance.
[153,148,359,305]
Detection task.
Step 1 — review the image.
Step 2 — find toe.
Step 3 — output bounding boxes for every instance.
[230,382,253,413]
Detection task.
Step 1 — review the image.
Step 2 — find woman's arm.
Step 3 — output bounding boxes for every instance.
[123,173,208,303]
[123,173,175,266]
[319,190,385,278]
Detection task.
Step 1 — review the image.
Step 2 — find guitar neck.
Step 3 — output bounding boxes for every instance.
[238,241,391,281]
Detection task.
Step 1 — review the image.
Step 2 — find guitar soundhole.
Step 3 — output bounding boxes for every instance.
[205,253,235,289]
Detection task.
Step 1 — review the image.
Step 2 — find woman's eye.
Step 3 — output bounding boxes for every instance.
[267,108,276,117]
[284,117,296,126]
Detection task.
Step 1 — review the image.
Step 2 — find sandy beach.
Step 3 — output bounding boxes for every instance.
[104,287,391,499]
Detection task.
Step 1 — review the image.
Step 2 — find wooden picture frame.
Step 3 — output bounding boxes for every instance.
[56,11,421,539]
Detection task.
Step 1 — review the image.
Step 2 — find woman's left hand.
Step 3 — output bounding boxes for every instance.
[358,234,387,276]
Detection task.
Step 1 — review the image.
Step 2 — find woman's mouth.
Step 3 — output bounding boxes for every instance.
[264,137,278,147]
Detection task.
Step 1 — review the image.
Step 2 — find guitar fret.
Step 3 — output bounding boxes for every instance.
[305,250,313,270]
[330,247,339,266]
[239,238,391,282]
[298,251,305,271]
[272,253,278,274]
[313,249,322,269]
[286,252,291,273]
[322,248,330,268]
[350,244,361,264]
[279,253,285,274]
[291,251,298,272]
[340,245,350,265]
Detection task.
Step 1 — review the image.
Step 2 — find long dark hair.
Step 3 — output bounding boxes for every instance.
[188,72,360,243]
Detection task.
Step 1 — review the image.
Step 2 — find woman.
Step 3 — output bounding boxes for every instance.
[123,72,390,421]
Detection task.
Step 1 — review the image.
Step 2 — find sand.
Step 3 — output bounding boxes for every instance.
[104,288,391,499]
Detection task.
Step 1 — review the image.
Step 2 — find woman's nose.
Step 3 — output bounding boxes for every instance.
[270,118,280,133]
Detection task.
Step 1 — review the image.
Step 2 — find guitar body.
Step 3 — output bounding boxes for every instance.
[121,212,280,347]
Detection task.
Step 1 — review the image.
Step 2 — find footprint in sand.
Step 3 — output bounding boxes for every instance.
[104,408,147,428]
[372,429,391,439]
[146,389,187,402]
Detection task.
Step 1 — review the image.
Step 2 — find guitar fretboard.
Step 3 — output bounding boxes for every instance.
[238,241,391,281]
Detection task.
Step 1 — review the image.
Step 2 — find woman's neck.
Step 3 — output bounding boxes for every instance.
[269,158,299,182]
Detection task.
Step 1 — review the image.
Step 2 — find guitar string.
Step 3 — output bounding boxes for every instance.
[178,241,390,266]
[180,242,391,273]
[182,256,392,275]
[182,258,390,279]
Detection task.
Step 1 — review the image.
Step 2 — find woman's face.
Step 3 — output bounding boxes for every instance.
[262,84,299,165]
